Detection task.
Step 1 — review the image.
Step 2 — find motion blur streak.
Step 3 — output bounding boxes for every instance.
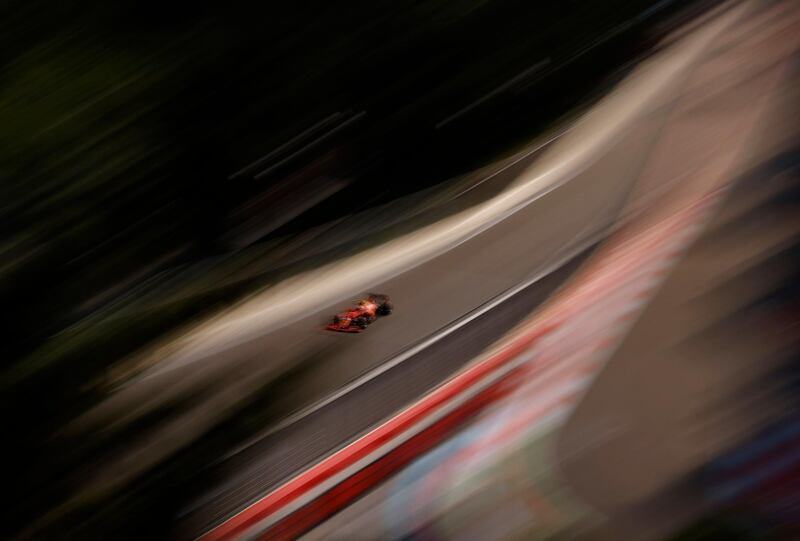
[5,0,800,540]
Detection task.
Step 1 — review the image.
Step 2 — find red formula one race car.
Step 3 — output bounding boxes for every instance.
[326,293,393,333]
